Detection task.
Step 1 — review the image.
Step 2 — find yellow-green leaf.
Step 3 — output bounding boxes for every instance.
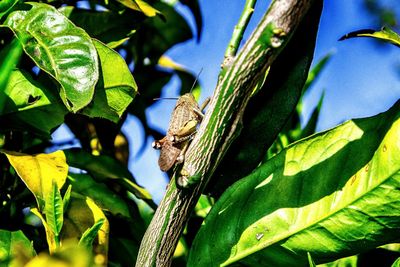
[339,27,400,48]
[45,182,64,238]
[3,150,68,211]
[31,208,58,254]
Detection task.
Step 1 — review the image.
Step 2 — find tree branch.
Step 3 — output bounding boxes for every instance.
[136,0,316,266]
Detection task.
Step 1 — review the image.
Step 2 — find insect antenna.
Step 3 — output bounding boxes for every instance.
[189,67,203,93]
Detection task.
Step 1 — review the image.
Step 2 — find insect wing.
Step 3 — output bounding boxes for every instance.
[158,142,181,172]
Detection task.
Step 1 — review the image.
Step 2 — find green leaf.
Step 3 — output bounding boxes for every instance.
[30,208,58,253]
[392,257,400,267]
[0,70,68,137]
[207,2,323,196]
[78,218,105,249]
[64,148,153,202]
[5,2,99,112]
[178,0,202,41]
[189,99,400,266]
[0,0,18,19]
[0,230,36,266]
[59,6,138,48]
[62,184,72,214]
[130,1,192,64]
[318,255,358,267]
[308,252,316,267]
[3,150,68,211]
[339,27,400,48]
[80,40,137,122]
[68,173,130,218]
[45,182,64,239]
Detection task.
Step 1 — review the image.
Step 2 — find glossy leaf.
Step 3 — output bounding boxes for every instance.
[81,40,137,122]
[392,258,400,267]
[339,27,400,48]
[45,182,64,239]
[3,150,68,210]
[0,38,23,111]
[0,70,68,137]
[189,100,400,266]
[0,230,36,266]
[68,173,130,218]
[5,2,99,112]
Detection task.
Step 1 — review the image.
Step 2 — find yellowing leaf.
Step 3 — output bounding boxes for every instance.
[31,208,58,254]
[62,194,109,265]
[3,150,68,210]
[116,0,161,17]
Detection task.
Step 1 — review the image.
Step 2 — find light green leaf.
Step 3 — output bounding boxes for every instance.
[189,100,400,266]
[68,173,130,218]
[392,257,400,267]
[78,218,105,249]
[0,230,35,266]
[45,182,64,239]
[3,150,68,211]
[339,27,400,48]
[5,2,99,112]
[62,184,72,214]
[0,70,68,137]
[81,40,137,122]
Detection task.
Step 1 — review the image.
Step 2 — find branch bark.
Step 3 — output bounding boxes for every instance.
[136,0,316,266]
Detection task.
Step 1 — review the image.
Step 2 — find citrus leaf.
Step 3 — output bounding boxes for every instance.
[62,194,109,264]
[0,0,18,19]
[339,27,400,48]
[392,258,400,267]
[178,0,202,41]
[62,185,72,214]
[68,173,130,218]
[45,182,64,238]
[189,100,400,266]
[64,148,152,201]
[3,150,68,211]
[0,230,36,266]
[80,40,137,122]
[78,218,105,249]
[31,208,58,253]
[0,70,68,137]
[5,2,99,112]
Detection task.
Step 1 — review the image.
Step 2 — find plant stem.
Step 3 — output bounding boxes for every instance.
[136,0,316,266]
[223,0,257,68]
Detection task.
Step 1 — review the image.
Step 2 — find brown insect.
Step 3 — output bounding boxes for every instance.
[152,93,209,172]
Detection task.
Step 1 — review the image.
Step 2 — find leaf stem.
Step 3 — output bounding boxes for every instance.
[222,0,257,68]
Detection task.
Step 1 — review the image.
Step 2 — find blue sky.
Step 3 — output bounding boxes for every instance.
[54,1,400,203]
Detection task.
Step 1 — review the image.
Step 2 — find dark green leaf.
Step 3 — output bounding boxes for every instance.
[0,0,18,19]
[178,0,202,41]
[207,2,323,196]
[68,173,130,218]
[60,6,141,48]
[0,70,68,137]
[78,218,105,249]
[5,2,99,111]
[131,2,192,64]
[339,27,400,48]
[80,40,137,122]
[189,100,400,266]
[64,148,153,202]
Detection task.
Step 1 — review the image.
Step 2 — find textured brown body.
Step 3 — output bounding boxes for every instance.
[153,93,205,172]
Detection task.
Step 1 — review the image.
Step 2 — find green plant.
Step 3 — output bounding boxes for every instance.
[0,0,399,266]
